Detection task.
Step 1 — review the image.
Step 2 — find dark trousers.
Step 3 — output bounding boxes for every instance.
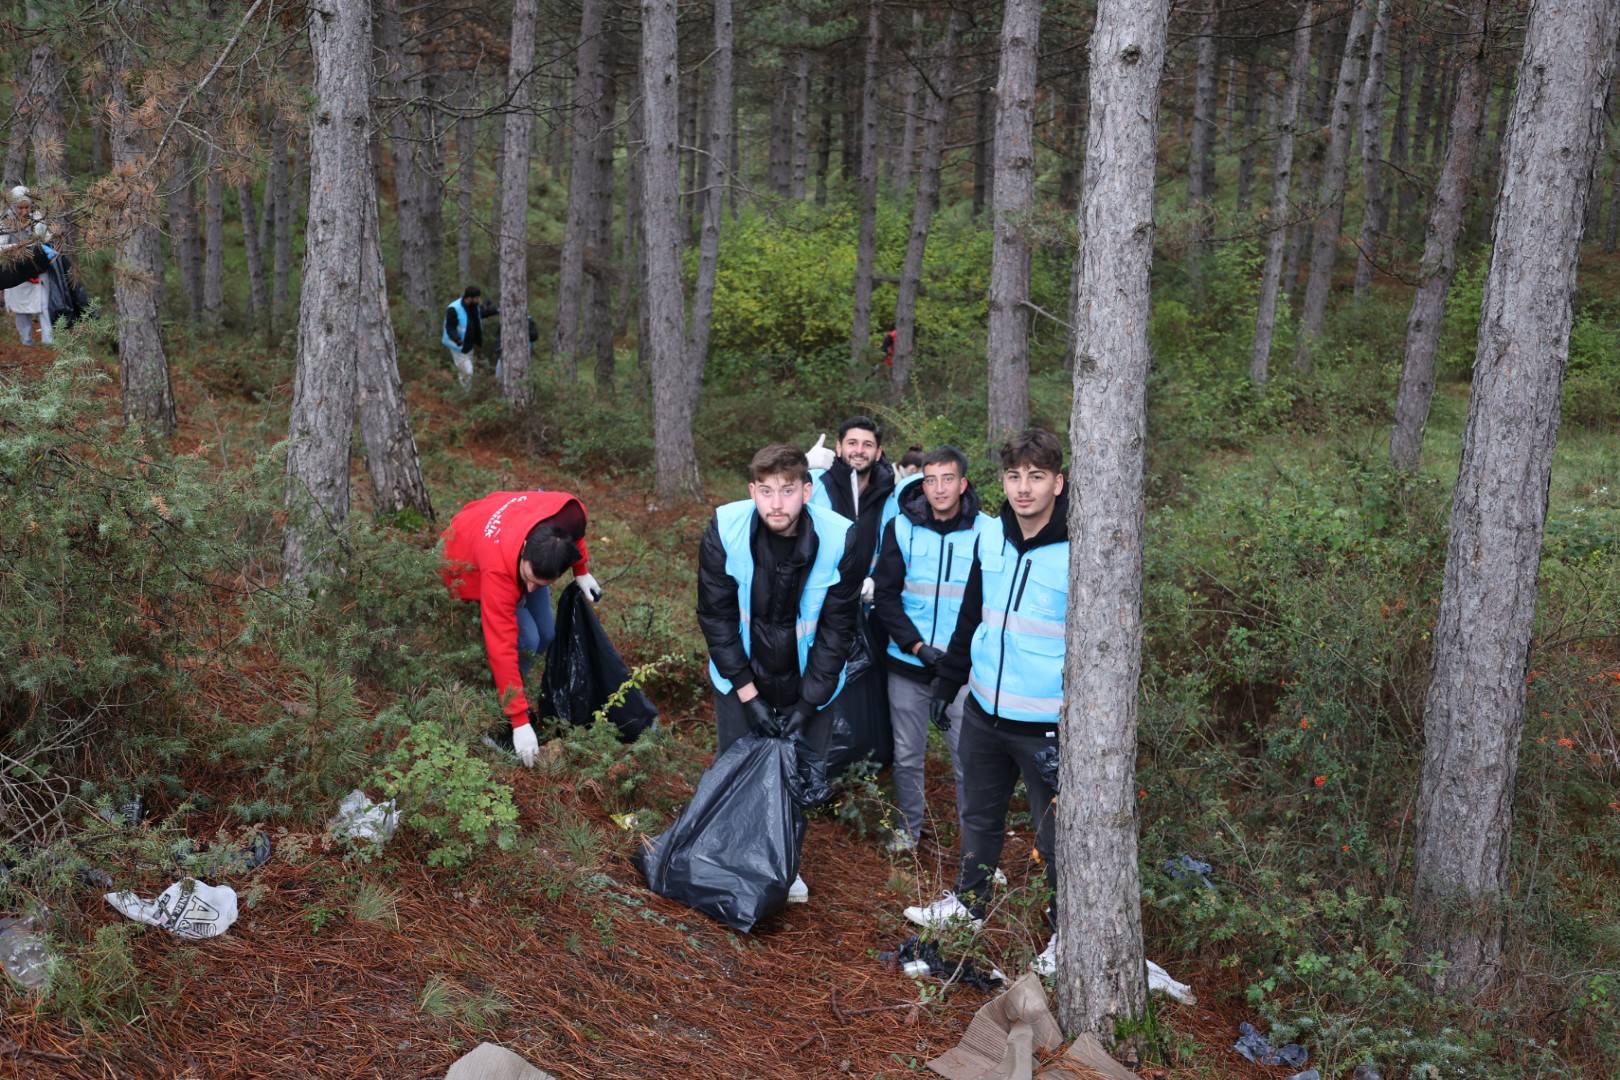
[714,691,834,758]
[954,701,1058,927]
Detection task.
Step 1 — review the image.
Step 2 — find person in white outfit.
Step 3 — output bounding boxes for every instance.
[2,187,51,346]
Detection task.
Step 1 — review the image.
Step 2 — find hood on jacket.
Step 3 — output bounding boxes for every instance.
[995,485,1070,552]
[824,455,896,517]
[899,475,983,532]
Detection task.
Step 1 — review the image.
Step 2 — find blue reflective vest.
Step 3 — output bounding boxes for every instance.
[706,499,856,706]
[968,530,1069,724]
[442,298,474,350]
[877,472,922,554]
[886,508,996,669]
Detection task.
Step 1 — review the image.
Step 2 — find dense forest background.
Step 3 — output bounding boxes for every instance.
[2,0,1619,1076]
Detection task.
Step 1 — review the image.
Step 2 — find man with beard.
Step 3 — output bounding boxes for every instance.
[805,416,896,592]
[870,446,994,852]
[900,430,1069,978]
[695,444,865,904]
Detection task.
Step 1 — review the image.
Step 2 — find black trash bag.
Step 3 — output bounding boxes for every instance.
[823,610,893,776]
[537,582,657,741]
[880,935,1005,992]
[46,253,90,328]
[636,732,824,932]
[0,243,52,291]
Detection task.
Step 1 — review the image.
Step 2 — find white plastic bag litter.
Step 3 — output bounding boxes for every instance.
[328,789,399,844]
[1147,958,1196,1004]
[104,879,238,940]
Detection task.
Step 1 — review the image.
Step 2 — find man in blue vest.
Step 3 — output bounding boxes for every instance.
[870,446,993,853]
[442,285,497,388]
[902,429,1068,977]
[696,443,866,903]
[806,416,896,586]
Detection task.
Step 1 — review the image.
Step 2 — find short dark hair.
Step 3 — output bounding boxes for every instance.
[898,445,927,471]
[999,429,1063,474]
[922,445,969,476]
[749,444,810,484]
[838,415,883,444]
[521,525,577,580]
[462,285,482,299]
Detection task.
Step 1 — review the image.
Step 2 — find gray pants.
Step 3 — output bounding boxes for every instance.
[714,691,833,758]
[887,672,967,839]
[954,702,1058,927]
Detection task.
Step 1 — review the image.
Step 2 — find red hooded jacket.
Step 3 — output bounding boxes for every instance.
[441,491,590,725]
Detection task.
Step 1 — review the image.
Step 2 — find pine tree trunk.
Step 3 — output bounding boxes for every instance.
[972,85,992,218]
[203,148,225,326]
[769,68,793,197]
[499,0,540,404]
[377,0,434,324]
[985,0,1042,443]
[2,82,27,186]
[629,97,651,372]
[237,178,266,325]
[790,35,811,199]
[890,10,962,394]
[168,146,204,319]
[1479,67,1515,240]
[1432,61,1458,163]
[553,0,608,380]
[283,0,373,584]
[1410,0,1617,996]
[1235,49,1262,213]
[1389,4,1490,472]
[1606,157,1620,253]
[456,75,477,284]
[685,0,732,407]
[355,179,432,519]
[1352,0,1392,299]
[1413,47,1441,166]
[641,0,699,497]
[896,8,924,195]
[841,74,860,181]
[25,35,65,184]
[687,79,706,238]
[848,0,883,366]
[1250,6,1314,385]
[1388,27,1416,236]
[728,96,741,218]
[1294,0,1375,372]
[106,35,174,435]
[1057,0,1169,1039]
[816,72,835,205]
[586,53,620,393]
[1187,0,1220,220]
[270,119,292,330]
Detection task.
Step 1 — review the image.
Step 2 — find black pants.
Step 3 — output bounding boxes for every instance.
[714,691,834,758]
[954,700,1058,927]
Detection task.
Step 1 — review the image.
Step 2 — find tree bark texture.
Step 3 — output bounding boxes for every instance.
[25,36,65,184]
[1187,0,1220,216]
[1352,0,1392,299]
[552,0,609,380]
[1294,0,1375,372]
[641,0,699,497]
[1389,3,1491,472]
[684,0,732,401]
[283,0,373,584]
[849,0,884,366]
[790,35,811,199]
[1250,6,1314,385]
[168,148,203,319]
[376,0,435,324]
[2,81,27,186]
[985,0,1042,443]
[203,148,225,327]
[1057,0,1169,1040]
[889,10,962,395]
[586,58,619,393]
[456,86,476,285]
[816,72,834,205]
[107,37,175,435]
[1388,26,1416,235]
[1235,49,1262,213]
[1411,0,1617,996]
[897,8,924,194]
[237,178,266,325]
[270,118,292,329]
[498,0,541,404]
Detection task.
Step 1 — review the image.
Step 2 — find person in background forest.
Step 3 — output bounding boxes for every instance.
[695,444,865,904]
[870,446,993,852]
[442,284,498,388]
[441,489,603,767]
[2,187,52,346]
[902,429,1069,977]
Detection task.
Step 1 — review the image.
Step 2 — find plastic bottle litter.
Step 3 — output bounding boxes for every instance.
[0,917,54,990]
[104,879,238,939]
[327,789,399,844]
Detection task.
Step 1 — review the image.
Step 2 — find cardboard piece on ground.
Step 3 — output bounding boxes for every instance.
[444,1042,556,1080]
[928,972,1063,1080]
[1034,1033,1140,1080]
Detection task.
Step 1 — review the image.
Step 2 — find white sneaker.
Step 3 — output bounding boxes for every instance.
[1031,934,1059,977]
[884,831,918,854]
[903,892,983,931]
[787,874,809,904]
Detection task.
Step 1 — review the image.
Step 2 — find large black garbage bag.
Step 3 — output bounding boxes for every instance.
[0,244,52,291]
[46,254,90,328]
[824,610,892,776]
[538,582,657,741]
[636,733,828,932]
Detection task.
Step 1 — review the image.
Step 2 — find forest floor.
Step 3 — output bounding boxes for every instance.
[1,337,1391,1079]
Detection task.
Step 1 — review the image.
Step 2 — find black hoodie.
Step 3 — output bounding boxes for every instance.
[870,479,985,680]
[816,455,896,572]
[932,487,1071,718]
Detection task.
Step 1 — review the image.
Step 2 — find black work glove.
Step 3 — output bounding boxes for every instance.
[784,700,816,738]
[928,678,956,733]
[742,695,783,738]
[914,644,946,669]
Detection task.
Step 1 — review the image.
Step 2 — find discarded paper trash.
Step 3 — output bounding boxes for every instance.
[443,1040,557,1080]
[105,879,238,940]
[1039,1034,1140,1080]
[1233,1021,1308,1068]
[328,789,399,844]
[1146,958,1196,1004]
[0,917,55,990]
[928,972,1061,1080]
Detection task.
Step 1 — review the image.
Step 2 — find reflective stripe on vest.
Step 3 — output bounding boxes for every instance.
[707,499,856,706]
[967,532,1069,723]
[886,511,995,668]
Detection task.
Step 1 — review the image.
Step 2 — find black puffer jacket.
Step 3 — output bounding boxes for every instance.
[816,456,895,573]
[871,480,984,680]
[695,507,865,711]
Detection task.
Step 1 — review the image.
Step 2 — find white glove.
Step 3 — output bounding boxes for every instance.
[860,576,875,603]
[806,433,835,471]
[576,572,602,602]
[512,722,539,768]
